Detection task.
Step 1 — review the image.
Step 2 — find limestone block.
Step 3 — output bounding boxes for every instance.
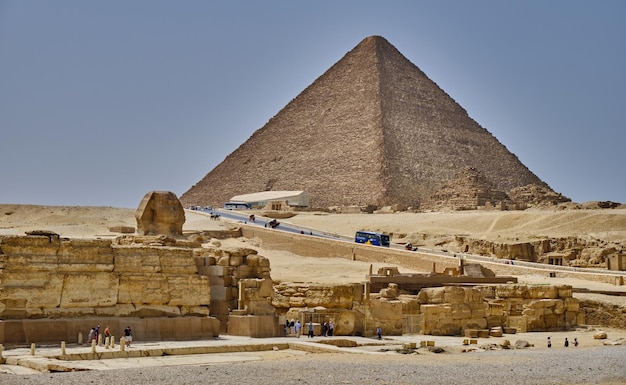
[496,285,526,299]
[468,302,489,319]
[564,298,580,312]
[461,318,487,330]
[256,278,274,298]
[477,329,490,338]
[0,273,63,311]
[210,286,233,301]
[247,300,276,316]
[451,303,472,320]
[473,285,496,299]
[553,300,565,315]
[369,298,404,320]
[527,286,558,299]
[487,301,505,316]
[420,287,445,304]
[271,295,291,309]
[118,275,169,304]
[217,256,230,266]
[443,286,466,303]
[464,329,478,338]
[157,250,200,274]
[131,305,182,317]
[204,265,232,277]
[60,273,119,308]
[543,313,559,329]
[0,235,61,257]
[167,275,210,306]
[221,247,257,259]
[229,256,244,266]
[207,275,231,286]
[289,296,307,307]
[507,315,528,333]
[557,285,573,298]
[399,296,420,314]
[486,315,504,328]
[233,265,250,279]
[180,305,211,317]
[42,307,96,318]
[464,287,485,303]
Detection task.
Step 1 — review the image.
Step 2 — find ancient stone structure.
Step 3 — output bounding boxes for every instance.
[424,167,512,211]
[0,232,222,343]
[181,35,553,210]
[136,191,185,237]
[273,282,583,337]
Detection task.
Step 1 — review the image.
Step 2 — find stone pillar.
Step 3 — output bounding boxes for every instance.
[78,331,83,345]
[120,337,125,351]
[30,343,36,356]
[110,336,115,349]
[98,334,103,346]
[61,341,66,355]
[105,337,110,349]
[91,339,96,353]
[0,344,5,364]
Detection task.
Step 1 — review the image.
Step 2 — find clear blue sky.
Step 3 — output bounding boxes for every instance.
[1,1,624,208]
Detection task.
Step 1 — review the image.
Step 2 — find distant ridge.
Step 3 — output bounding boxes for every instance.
[182,36,551,209]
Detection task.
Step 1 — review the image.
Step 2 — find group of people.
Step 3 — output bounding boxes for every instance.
[87,325,132,347]
[547,336,578,348]
[284,319,302,337]
[285,319,337,338]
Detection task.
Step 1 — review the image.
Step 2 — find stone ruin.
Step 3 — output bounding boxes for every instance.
[0,191,594,343]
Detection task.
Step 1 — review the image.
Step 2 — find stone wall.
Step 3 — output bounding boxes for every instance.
[271,283,584,337]
[0,234,223,344]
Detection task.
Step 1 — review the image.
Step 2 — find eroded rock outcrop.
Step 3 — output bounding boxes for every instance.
[135,191,185,237]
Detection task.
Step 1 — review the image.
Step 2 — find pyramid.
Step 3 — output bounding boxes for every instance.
[182,36,551,209]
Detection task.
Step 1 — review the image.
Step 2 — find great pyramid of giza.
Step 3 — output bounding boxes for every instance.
[181,36,552,209]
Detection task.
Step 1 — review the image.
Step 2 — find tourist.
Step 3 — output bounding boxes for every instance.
[124,326,132,347]
[547,336,552,348]
[285,320,290,336]
[321,322,328,337]
[564,337,569,347]
[328,320,334,336]
[376,326,382,340]
[574,338,579,347]
[290,319,295,335]
[103,326,111,346]
[295,320,301,337]
[308,320,314,338]
[87,327,95,343]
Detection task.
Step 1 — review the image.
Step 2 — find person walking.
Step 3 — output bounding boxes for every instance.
[124,326,132,347]
[564,337,569,347]
[376,326,382,340]
[295,320,301,338]
[308,320,314,338]
[547,336,552,348]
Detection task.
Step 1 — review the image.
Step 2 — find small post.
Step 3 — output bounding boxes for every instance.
[110,336,115,349]
[91,339,96,353]
[120,337,125,351]
[97,334,103,346]
[30,343,36,356]
[78,331,83,345]
[104,336,110,349]
[61,341,66,355]
[0,344,5,364]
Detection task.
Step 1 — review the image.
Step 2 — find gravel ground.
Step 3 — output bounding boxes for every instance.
[2,345,625,385]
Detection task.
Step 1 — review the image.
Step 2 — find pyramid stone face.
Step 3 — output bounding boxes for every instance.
[182,36,550,209]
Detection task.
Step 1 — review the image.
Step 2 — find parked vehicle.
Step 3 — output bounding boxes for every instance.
[354,231,390,247]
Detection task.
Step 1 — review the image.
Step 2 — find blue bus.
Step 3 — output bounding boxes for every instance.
[355,231,390,247]
[224,202,252,210]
